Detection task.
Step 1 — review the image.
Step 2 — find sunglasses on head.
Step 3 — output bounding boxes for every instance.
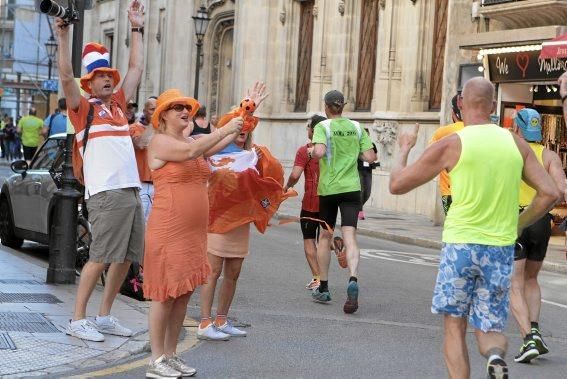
[167,103,192,113]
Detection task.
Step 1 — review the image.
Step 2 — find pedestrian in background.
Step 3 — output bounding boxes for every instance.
[284,114,326,290]
[3,117,17,161]
[189,106,213,136]
[17,108,43,162]
[144,89,243,377]
[43,98,68,137]
[357,129,378,220]
[390,77,559,379]
[130,96,157,221]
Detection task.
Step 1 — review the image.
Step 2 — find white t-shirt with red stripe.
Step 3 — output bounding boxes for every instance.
[69,89,141,199]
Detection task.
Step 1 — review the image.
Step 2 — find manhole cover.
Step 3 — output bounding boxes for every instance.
[0,293,62,303]
[0,331,16,350]
[0,312,60,333]
[0,279,42,285]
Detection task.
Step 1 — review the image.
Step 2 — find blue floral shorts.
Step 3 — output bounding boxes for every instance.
[431,243,514,332]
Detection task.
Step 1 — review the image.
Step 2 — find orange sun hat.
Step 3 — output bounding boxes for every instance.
[80,43,121,94]
[151,89,200,129]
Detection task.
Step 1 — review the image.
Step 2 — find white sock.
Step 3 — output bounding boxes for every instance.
[488,354,502,363]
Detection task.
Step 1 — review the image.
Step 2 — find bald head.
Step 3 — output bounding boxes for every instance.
[143,97,157,121]
[460,77,496,126]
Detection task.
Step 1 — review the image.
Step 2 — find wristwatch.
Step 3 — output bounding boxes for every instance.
[131,27,144,36]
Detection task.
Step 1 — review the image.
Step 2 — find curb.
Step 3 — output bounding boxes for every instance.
[275,212,567,275]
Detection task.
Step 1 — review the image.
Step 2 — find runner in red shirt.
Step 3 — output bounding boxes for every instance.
[284,115,326,290]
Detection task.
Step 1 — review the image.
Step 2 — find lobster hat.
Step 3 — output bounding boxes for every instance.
[80,43,121,94]
[217,98,259,133]
[151,89,200,129]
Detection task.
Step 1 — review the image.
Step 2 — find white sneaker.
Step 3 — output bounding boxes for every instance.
[146,355,181,378]
[66,319,104,342]
[196,324,230,341]
[95,315,133,337]
[166,355,196,377]
[217,321,247,337]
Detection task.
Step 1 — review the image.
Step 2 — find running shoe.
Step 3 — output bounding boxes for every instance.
[514,340,539,363]
[146,355,181,378]
[305,278,320,290]
[333,236,348,269]
[66,319,104,342]
[196,324,230,341]
[95,315,133,337]
[531,327,549,355]
[217,320,247,337]
[486,357,508,379]
[312,287,331,303]
[343,280,359,314]
[166,355,196,377]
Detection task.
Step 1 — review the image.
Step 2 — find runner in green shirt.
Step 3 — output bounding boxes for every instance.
[309,90,377,314]
[17,109,44,162]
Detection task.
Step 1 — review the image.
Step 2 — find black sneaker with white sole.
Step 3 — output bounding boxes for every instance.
[487,357,508,379]
[531,327,549,355]
[514,340,539,363]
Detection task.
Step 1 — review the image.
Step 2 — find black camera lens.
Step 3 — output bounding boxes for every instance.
[39,0,66,18]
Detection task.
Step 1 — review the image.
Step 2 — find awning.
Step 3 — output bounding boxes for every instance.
[539,34,567,59]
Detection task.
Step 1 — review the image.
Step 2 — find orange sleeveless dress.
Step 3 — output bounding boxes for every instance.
[143,157,212,302]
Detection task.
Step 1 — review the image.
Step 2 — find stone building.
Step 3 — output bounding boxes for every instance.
[91,0,556,219]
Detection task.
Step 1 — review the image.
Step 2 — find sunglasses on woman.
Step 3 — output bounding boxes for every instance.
[168,103,192,112]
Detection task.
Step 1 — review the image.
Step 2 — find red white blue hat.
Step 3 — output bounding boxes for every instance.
[80,42,121,94]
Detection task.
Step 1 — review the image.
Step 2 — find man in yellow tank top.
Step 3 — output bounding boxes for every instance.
[389,78,559,379]
[509,108,567,363]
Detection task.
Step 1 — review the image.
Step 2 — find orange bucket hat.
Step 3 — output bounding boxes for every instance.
[80,42,121,94]
[151,89,200,129]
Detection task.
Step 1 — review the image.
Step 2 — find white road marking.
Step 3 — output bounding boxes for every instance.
[542,299,567,309]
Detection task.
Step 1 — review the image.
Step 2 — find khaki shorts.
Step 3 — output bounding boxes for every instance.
[86,188,144,264]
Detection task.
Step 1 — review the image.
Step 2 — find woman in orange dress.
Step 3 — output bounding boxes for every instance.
[143,89,242,378]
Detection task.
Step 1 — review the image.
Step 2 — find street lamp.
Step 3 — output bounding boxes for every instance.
[44,35,57,115]
[192,5,210,100]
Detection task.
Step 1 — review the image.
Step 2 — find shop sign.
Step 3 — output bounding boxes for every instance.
[487,50,567,82]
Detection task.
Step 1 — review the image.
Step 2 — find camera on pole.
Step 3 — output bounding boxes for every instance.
[39,0,80,25]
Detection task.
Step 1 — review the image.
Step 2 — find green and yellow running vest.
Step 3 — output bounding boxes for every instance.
[443,124,523,246]
[518,143,545,207]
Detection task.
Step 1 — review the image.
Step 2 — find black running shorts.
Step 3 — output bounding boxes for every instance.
[514,213,552,262]
[318,191,361,230]
[300,209,320,240]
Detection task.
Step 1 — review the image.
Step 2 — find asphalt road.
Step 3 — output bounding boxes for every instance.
[77,223,567,379]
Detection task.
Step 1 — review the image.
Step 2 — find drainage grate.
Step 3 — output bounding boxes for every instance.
[0,279,43,285]
[0,332,16,350]
[0,312,60,333]
[0,293,62,303]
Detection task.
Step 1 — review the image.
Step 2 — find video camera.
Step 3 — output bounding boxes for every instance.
[39,0,79,25]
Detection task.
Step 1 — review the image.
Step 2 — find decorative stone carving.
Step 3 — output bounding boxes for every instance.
[280,5,286,24]
[379,0,386,9]
[373,120,398,156]
[313,4,318,17]
[338,1,345,16]
[207,0,226,13]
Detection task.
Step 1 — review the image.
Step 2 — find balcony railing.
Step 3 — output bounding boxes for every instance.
[480,0,567,29]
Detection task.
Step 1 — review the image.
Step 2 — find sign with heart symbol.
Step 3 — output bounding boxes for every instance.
[487,50,567,83]
[515,53,530,78]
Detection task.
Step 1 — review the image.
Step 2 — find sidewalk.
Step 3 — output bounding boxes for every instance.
[275,199,567,275]
[0,245,151,377]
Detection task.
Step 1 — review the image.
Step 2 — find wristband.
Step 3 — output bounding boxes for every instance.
[131,27,144,36]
